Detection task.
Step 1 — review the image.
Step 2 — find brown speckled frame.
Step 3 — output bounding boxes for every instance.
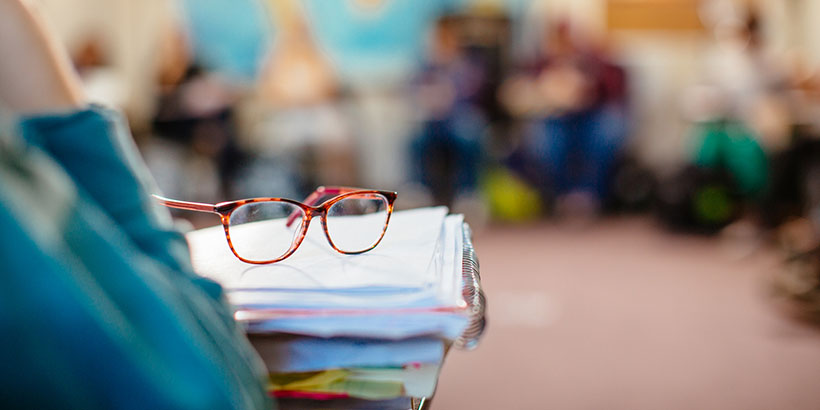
[153,186,397,264]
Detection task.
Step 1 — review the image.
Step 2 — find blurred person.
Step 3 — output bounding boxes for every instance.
[148,2,302,210]
[241,0,357,196]
[514,19,629,217]
[143,26,231,227]
[71,36,128,109]
[0,1,270,408]
[700,7,792,152]
[259,0,335,107]
[151,63,245,203]
[410,16,487,208]
[665,7,796,232]
[300,0,459,190]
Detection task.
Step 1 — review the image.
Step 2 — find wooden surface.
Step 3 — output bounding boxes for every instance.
[607,0,704,32]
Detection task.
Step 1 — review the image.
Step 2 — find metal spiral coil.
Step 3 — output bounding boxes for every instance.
[454,223,486,350]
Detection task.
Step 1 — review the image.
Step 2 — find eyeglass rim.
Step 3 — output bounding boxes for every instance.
[221,190,396,264]
[321,192,396,256]
[153,188,397,265]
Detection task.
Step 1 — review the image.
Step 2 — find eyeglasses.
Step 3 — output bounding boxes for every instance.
[154,186,397,264]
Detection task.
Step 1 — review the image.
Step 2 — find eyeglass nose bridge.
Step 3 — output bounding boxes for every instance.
[300,206,339,250]
[300,205,328,221]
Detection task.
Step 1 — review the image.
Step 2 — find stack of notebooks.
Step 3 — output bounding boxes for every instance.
[186,207,485,409]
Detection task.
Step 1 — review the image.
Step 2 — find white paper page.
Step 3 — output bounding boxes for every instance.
[437,215,464,307]
[186,207,448,290]
[228,287,443,310]
[220,215,465,310]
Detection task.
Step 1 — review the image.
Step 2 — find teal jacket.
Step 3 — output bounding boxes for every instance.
[0,106,270,409]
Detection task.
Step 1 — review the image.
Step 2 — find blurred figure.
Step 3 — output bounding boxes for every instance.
[410,16,487,208]
[300,0,458,191]
[143,25,245,227]
[515,19,629,217]
[659,7,793,233]
[72,36,128,109]
[242,0,357,196]
[701,8,791,153]
[152,64,244,201]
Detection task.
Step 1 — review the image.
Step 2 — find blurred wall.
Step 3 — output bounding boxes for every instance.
[799,0,820,66]
[35,0,177,130]
[31,0,820,171]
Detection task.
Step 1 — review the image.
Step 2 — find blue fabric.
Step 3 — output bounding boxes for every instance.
[409,51,488,198]
[0,106,270,409]
[411,109,484,195]
[528,104,627,199]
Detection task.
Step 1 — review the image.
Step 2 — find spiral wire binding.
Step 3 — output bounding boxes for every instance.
[454,223,486,350]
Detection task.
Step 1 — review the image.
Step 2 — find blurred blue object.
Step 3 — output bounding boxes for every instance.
[302,0,462,84]
[180,0,274,82]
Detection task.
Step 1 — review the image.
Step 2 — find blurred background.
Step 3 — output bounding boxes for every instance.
[33,0,820,408]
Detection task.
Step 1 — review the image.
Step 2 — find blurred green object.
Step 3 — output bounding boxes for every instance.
[482,167,541,222]
[692,184,735,225]
[694,120,769,197]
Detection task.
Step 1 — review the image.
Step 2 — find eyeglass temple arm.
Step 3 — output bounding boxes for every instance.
[152,194,216,213]
[284,186,360,227]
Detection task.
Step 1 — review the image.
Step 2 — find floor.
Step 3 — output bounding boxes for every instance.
[433,217,820,410]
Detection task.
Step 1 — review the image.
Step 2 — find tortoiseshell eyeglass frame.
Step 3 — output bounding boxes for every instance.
[153,186,398,264]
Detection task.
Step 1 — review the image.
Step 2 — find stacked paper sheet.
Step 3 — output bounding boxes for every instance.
[186,207,482,405]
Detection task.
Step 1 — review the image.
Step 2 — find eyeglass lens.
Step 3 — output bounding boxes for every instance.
[228,201,305,262]
[326,193,390,253]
